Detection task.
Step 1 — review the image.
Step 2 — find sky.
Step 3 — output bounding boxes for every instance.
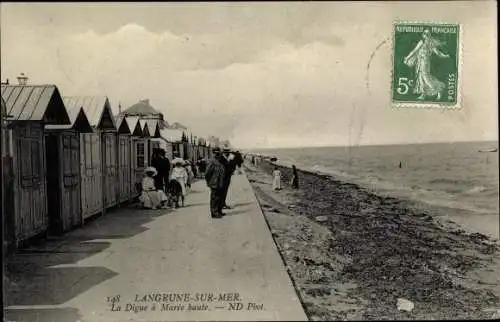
[1,1,497,149]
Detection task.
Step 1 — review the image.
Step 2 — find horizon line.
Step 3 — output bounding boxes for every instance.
[239,139,498,151]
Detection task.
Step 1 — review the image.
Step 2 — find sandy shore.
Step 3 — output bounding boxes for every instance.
[245,160,500,321]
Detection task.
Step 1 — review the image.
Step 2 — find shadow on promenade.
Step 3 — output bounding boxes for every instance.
[4,205,172,310]
[5,307,83,322]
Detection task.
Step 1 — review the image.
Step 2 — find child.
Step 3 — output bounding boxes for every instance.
[139,167,168,209]
[170,161,188,200]
[167,179,184,208]
[272,167,281,191]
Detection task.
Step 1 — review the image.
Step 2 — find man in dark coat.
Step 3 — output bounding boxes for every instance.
[221,147,237,209]
[198,157,207,178]
[150,149,163,190]
[233,150,244,174]
[204,147,226,218]
[157,149,171,191]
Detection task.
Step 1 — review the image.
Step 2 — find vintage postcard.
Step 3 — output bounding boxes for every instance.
[1,2,499,322]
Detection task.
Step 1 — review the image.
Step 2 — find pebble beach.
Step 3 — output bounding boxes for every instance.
[245,159,500,320]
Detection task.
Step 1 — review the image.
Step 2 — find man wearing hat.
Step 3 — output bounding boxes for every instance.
[151,148,170,192]
[158,149,171,191]
[205,147,226,218]
[221,147,236,209]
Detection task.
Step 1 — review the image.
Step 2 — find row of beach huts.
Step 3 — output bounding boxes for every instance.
[1,79,225,252]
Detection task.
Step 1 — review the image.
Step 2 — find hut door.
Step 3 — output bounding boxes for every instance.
[46,134,62,234]
[2,128,15,248]
[118,135,131,203]
[14,124,47,242]
[102,133,117,208]
[130,138,146,197]
[80,133,103,220]
[61,132,81,230]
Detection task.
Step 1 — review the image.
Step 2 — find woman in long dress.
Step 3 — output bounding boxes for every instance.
[139,167,168,209]
[170,161,188,198]
[403,29,450,100]
[184,161,194,190]
[272,167,282,190]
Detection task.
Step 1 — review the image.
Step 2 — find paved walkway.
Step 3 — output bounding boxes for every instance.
[5,172,307,322]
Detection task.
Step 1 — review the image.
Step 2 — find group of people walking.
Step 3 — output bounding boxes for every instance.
[139,145,299,217]
[139,148,202,210]
[205,147,244,218]
[138,146,245,217]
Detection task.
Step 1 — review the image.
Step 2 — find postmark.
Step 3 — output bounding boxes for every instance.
[391,21,461,108]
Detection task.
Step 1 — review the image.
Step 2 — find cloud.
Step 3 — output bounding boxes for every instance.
[1,3,498,149]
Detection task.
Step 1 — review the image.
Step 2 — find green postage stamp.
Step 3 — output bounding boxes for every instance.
[392,22,461,108]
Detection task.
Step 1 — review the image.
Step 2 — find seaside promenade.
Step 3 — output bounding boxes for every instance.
[4,173,308,322]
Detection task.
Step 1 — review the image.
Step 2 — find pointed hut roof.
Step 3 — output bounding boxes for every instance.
[125,116,143,137]
[198,137,207,146]
[145,119,161,138]
[1,84,71,124]
[45,106,93,133]
[1,97,6,116]
[139,119,151,137]
[160,128,183,143]
[63,96,116,131]
[114,114,131,134]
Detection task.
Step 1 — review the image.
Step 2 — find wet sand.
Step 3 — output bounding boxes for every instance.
[245,160,500,321]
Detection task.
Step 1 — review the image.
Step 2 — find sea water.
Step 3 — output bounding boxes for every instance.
[251,141,499,235]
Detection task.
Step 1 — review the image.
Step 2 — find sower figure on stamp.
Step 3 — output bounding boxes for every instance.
[403,29,450,100]
[221,147,237,209]
[205,147,226,218]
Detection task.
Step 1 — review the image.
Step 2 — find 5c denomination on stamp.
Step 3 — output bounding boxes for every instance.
[392,21,461,108]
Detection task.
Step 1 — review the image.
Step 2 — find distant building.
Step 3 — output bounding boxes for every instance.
[169,122,188,130]
[119,99,169,129]
[119,98,210,160]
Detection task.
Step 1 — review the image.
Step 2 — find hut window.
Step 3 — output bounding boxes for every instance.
[19,139,41,187]
[137,142,145,167]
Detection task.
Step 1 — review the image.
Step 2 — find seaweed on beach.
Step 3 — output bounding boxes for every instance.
[248,161,500,320]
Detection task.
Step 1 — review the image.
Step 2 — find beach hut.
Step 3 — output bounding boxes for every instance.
[45,106,93,234]
[115,115,132,204]
[126,116,147,198]
[198,138,208,159]
[100,110,118,210]
[151,136,173,160]
[160,128,184,159]
[2,97,9,252]
[1,84,71,247]
[139,119,152,164]
[193,136,201,161]
[145,119,161,158]
[146,119,161,138]
[64,96,115,220]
